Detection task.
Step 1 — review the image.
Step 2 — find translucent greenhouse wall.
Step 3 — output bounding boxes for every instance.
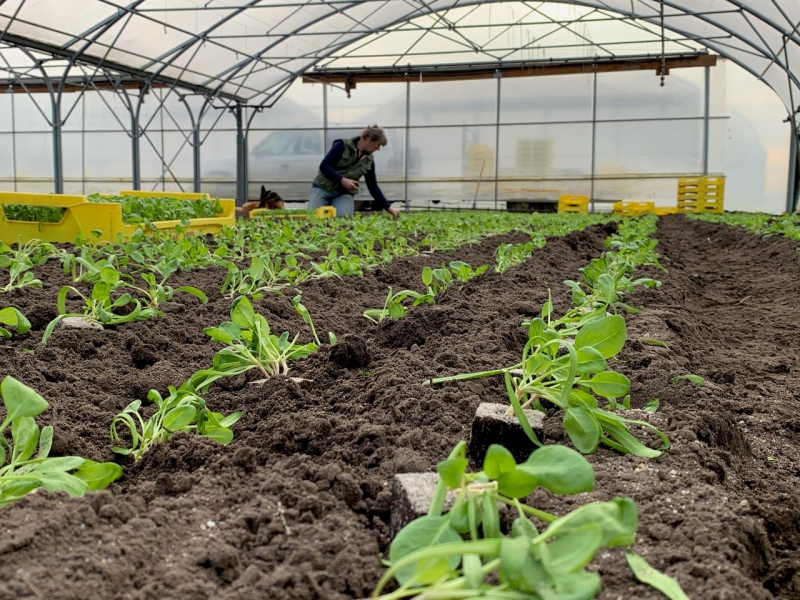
[0,58,790,214]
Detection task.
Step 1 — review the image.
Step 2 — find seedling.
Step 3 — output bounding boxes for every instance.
[42,267,162,344]
[0,239,58,292]
[110,386,241,460]
[187,296,318,392]
[0,376,121,508]
[671,374,705,387]
[292,293,336,346]
[0,307,30,338]
[373,441,686,600]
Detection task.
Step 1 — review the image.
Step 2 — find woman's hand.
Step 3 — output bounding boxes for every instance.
[340,177,359,191]
[387,205,400,219]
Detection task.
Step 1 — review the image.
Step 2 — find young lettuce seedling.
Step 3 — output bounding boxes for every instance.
[42,266,163,344]
[187,296,318,392]
[110,386,241,460]
[0,376,122,508]
[374,441,686,600]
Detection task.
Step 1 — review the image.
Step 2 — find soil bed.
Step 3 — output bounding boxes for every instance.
[0,216,797,600]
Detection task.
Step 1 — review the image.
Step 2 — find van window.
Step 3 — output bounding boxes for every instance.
[297,135,322,155]
[252,132,297,157]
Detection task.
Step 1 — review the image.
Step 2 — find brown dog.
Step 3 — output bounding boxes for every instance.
[236,186,285,217]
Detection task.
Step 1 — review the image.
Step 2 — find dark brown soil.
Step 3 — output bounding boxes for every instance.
[0,215,798,600]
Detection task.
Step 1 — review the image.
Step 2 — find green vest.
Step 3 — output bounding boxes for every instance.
[313,137,374,196]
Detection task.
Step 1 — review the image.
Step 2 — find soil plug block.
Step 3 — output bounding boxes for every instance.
[58,317,104,331]
[469,402,544,464]
[391,473,456,536]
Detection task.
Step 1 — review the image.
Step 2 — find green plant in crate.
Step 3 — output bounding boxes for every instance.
[0,307,30,338]
[186,296,318,392]
[42,267,162,343]
[0,376,122,508]
[1,204,65,223]
[110,386,241,460]
[373,441,687,600]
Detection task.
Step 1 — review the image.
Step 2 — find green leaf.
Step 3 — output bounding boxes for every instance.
[626,551,689,600]
[499,535,540,591]
[540,523,603,576]
[563,407,602,454]
[481,494,501,538]
[575,346,607,374]
[643,398,660,412]
[231,296,255,329]
[543,497,638,547]
[437,456,468,489]
[671,374,705,386]
[595,412,662,458]
[11,416,39,463]
[555,571,602,600]
[596,273,619,303]
[0,376,49,421]
[519,445,595,494]
[38,425,53,458]
[91,281,111,302]
[72,460,123,491]
[496,469,539,499]
[203,425,234,444]
[0,307,30,335]
[482,445,516,479]
[422,266,433,287]
[204,327,233,345]
[389,515,462,586]
[99,267,120,285]
[462,554,483,590]
[638,338,669,349]
[574,314,627,359]
[587,371,630,398]
[176,286,208,304]
[37,471,90,497]
[162,405,198,431]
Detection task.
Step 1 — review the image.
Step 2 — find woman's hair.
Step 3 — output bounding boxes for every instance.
[360,124,387,145]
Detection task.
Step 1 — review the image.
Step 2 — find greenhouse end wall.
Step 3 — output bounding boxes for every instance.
[0,58,790,214]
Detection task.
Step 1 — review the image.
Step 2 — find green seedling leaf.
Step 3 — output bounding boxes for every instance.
[540,522,603,577]
[519,445,595,494]
[11,416,39,463]
[542,497,638,547]
[643,398,660,412]
[0,307,31,335]
[587,371,631,398]
[231,296,255,329]
[204,426,234,444]
[594,413,662,458]
[482,493,501,538]
[575,346,607,374]
[176,286,208,304]
[72,460,123,491]
[37,471,91,497]
[437,456,468,489]
[626,551,689,600]
[638,338,669,349]
[462,553,483,590]
[163,405,199,431]
[575,314,627,359]
[1,376,49,421]
[496,469,539,499]
[563,407,602,454]
[389,515,462,585]
[99,267,120,285]
[38,425,53,458]
[671,374,705,386]
[483,444,516,479]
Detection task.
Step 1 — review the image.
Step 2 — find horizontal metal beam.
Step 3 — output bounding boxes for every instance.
[305,53,717,85]
[0,76,156,94]
[0,32,247,102]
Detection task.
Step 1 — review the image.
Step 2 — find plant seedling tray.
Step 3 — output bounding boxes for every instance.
[0,190,235,244]
[249,206,336,219]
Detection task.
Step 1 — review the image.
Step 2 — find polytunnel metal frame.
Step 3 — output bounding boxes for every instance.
[0,0,798,210]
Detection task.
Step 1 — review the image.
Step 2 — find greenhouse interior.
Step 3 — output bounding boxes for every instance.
[0,2,800,600]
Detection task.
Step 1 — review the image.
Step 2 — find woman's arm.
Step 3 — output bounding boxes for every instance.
[319,140,346,184]
[364,163,391,210]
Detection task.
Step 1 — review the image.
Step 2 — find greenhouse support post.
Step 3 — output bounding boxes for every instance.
[404,80,410,212]
[131,104,141,190]
[235,103,246,203]
[787,127,798,213]
[590,71,598,213]
[51,94,63,194]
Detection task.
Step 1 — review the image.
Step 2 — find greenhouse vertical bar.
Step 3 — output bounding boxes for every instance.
[235,102,246,203]
[590,71,598,212]
[51,94,63,194]
[494,72,501,211]
[131,105,140,190]
[404,80,410,212]
[703,65,710,174]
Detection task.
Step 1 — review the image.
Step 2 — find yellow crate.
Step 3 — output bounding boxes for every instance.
[558,195,589,214]
[654,206,680,216]
[677,176,725,213]
[613,201,655,216]
[249,206,337,219]
[0,191,235,244]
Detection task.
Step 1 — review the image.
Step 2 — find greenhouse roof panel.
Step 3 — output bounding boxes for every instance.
[0,0,797,116]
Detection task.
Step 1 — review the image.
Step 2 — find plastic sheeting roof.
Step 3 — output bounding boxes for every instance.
[0,1,799,118]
